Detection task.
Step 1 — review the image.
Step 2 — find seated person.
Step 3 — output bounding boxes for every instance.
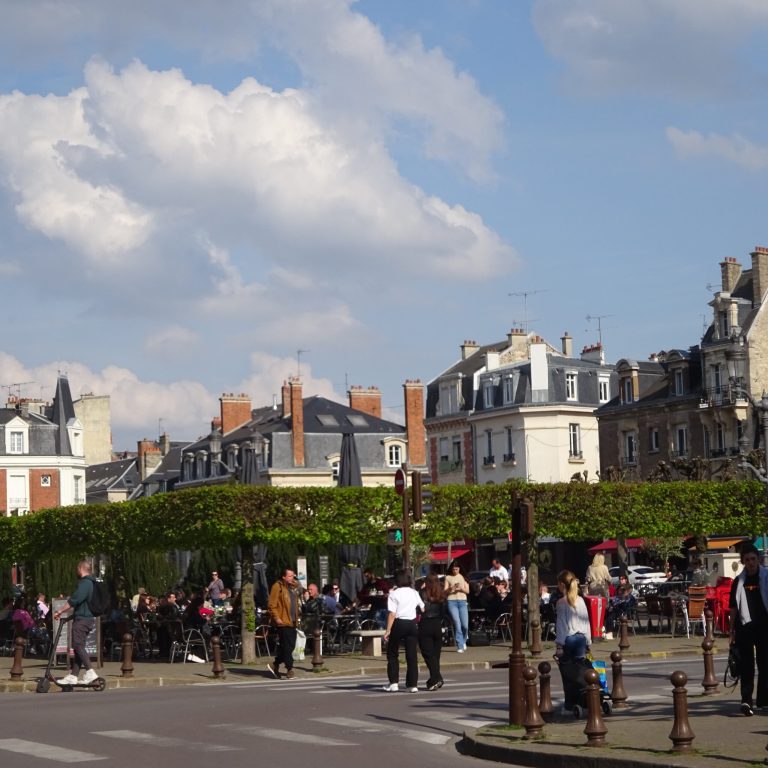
[183,594,211,634]
[12,596,46,654]
[321,584,343,614]
[478,578,504,623]
[357,569,391,628]
[604,582,636,636]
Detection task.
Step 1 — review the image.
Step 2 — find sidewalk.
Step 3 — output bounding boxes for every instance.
[1,632,756,767]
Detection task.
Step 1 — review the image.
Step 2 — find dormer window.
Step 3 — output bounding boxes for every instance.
[439,381,459,415]
[503,376,514,404]
[565,372,578,401]
[621,378,633,404]
[483,381,494,408]
[5,418,29,455]
[598,376,610,403]
[673,369,684,396]
[9,431,23,454]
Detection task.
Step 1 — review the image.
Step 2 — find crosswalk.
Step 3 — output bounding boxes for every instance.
[0,676,507,762]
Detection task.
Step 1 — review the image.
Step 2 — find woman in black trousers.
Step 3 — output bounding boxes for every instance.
[418,573,446,691]
[383,569,424,692]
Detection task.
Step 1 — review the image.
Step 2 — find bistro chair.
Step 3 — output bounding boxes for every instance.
[686,586,708,636]
[168,620,209,663]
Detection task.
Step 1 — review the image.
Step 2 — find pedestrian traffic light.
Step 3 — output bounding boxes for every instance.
[518,498,535,538]
[411,471,433,522]
[387,527,404,546]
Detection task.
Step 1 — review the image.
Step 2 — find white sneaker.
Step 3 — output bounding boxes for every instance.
[457,647,465,653]
[408,687,418,693]
[382,683,399,692]
[58,674,78,686]
[82,669,98,684]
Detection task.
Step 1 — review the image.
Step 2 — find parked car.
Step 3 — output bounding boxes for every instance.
[468,570,489,585]
[609,565,668,587]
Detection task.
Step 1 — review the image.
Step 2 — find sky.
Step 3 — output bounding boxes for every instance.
[2,0,768,450]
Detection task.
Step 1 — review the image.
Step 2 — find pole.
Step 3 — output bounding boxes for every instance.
[402,483,410,575]
[508,493,525,725]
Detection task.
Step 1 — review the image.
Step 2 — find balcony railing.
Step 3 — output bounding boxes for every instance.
[620,456,637,467]
[482,455,495,466]
[438,459,463,473]
[700,381,747,407]
[707,447,740,459]
[502,452,516,464]
[569,451,584,460]
[671,449,688,459]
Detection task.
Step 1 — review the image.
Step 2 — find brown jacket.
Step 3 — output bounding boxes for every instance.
[268,579,299,627]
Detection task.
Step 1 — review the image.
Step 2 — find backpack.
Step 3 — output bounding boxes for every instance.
[87,578,111,617]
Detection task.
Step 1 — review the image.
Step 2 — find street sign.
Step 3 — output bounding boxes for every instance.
[394,468,406,496]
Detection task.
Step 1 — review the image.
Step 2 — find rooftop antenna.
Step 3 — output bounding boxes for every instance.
[296,349,309,378]
[1,381,34,400]
[158,418,165,436]
[585,314,613,348]
[706,282,718,293]
[509,289,547,334]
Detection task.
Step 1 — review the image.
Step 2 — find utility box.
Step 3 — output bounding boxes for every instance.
[702,552,743,585]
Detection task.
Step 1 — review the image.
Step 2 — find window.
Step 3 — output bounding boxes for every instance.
[331,460,339,481]
[623,432,636,465]
[673,369,684,396]
[452,437,462,463]
[316,415,340,427]
[565,372,578,401]
[675,425,688,457]
[719,310,728,338]
[227,445,239,471]
[716,423,725,452]
[712,364,723,394]
[649,428,660,453]
[40,474,51,487]
[598,376,610,403]
[483,381,494,408]
[483,429,494,465]
[503,377,514,404]
[439,437,449,462]
[346,414,368,427]
[73,475,84,505]
[9,431,23,454]
[569,423,582,458]
[622,378,633,403]
[439,381,459,415]
[387,444,402,467]
[506,427,514,456]
[195,451,208,479]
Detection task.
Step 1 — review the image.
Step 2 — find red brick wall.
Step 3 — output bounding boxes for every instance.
[290,378,304,467]
[429,436,438,484]
[348,386,382,419]
[30,468,59,511]
[220,394,252,434]
[403,380,426,467]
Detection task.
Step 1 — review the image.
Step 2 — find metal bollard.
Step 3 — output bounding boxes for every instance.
[211,634,226,679]
[701,637,719,695]
[120,632,134,678]
[523,665,545,739]
[610,650,628,708]
[618,616,630,652]
[529,619,542,658]
[704,608,714,642]
[583,668,608,747]
[538,661,553,720]
[10,636,25,680]
[669,671,695,752]
[311,625,323,671]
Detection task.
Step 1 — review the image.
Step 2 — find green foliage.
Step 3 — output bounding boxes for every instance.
[0,480,766,568]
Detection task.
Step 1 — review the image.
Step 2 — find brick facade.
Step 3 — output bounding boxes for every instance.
[29,468,59,510]
[220,394,252,434]
[348,386,382,419]
[403,380,426,467]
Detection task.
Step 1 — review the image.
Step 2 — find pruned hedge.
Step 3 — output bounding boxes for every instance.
[1,480,766,565]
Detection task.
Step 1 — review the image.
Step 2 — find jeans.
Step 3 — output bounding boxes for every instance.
[563,632,588,660]
[274,625,297,671]
[71,617,95,675]
[447,600,468,650]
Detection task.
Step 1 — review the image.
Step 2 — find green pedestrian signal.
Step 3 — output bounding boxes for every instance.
[387,527,404,546]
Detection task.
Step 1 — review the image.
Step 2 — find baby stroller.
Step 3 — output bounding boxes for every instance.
[558,654,612,718]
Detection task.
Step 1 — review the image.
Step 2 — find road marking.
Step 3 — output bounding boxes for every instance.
[418,712,501,729]
[93,730,238,751]
[0,739,106,763]
[214,724,356,746]
[313,717,451,745]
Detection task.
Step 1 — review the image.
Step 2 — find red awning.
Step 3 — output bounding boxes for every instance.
[430,546,472,562]
[588,538,645,554]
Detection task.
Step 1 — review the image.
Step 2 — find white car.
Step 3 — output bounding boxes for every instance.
[609,565,668,587]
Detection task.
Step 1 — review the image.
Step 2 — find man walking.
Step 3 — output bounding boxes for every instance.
[52,560,98,686]
[267,568,300,679]
[729,542,768,715]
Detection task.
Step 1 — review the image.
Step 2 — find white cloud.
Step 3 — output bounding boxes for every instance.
[143,325,200,357]
[667,127,768,171]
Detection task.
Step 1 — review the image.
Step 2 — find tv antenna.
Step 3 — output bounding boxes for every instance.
[508,289,547,334]
[296,349,310,377]
[0,381,34,400]
[585,314,613,348]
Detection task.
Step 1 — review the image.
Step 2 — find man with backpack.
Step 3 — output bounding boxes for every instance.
[52,560,99,686]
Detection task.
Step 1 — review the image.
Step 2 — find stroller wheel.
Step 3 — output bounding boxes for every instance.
[572,705,583,719]
[602,700,612,715]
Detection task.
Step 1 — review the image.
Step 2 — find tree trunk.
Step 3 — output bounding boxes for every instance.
[240,545,256,664]
[526,542,539,644]
[617,536,629,578]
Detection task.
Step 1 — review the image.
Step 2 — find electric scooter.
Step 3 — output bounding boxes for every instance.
[36,615,106,693]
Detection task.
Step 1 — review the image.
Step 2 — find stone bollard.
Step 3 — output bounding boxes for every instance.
[538,661,554,720]
[10,636,25,680]
[211,634,226,679]
[701,637,719,695]
[529,619,542,658]
[583,668,608,747]
[523,665,545,739]
[704,608,714,642]
[311,625,323,671]
[669,671,695,752]
[618,616,630,652]
[120,632,134,678]
[610,650,628,708]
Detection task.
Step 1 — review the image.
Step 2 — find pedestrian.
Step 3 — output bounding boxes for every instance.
[206,570,225,607]
[52,560,99,686]
[729,542,768,716]
[418,573,446,691]
[383,569,424,692]
[584,553,611,597]
[554,569,592,714]
[267,567,300,680]
[489,558,509,581]
[444,560,470,653]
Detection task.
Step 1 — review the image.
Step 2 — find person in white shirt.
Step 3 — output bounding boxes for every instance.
[383,569,424,692]
[489,559,509,582]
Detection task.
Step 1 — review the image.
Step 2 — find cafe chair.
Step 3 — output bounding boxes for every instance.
[168,621,209,664]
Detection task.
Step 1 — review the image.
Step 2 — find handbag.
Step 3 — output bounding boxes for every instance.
[292,629,306,661]
[724,644,741,689]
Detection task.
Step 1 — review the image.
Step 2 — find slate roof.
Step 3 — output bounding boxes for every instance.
[51,375,77,455]
[85,457,139,503]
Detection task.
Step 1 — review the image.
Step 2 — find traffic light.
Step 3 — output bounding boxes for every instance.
[411,471,433,522]
[387,527,404,546]
[518,498,535,538]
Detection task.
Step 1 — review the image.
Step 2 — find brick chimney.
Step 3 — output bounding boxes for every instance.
[720,257,741,293]
[289,377,304,467]
[403,380,426,467]
[137,439,162,481]
[460,340,479,360]
[561,332,573,357]
[506,328,529,362]
[751,246,768,307]
[348,386,382,418]
[219,393,251,434]
[281,381,291,418]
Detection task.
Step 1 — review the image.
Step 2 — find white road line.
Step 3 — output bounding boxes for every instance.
[0,739,106,763]
[214,724,356,746]
[93,731,238,752]
[313,717,451,745]
[418,712,502,729]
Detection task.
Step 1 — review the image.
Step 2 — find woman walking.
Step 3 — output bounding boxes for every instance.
[444,560,469,653]
[585,553,611,597]
[418,574,446,691]
[555,569,593,715]
[383,569,424,692]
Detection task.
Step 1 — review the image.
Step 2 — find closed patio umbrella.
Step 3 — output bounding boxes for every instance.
[338,432,362,487]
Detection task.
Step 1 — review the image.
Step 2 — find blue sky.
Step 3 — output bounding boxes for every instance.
[2,0,768,449]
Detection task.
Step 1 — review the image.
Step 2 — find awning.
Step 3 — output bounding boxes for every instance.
[588,538,645,554]
[430,546,472,562]
[688,536,748,552]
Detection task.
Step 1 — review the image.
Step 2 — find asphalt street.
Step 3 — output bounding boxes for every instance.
[0,654,722,768]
